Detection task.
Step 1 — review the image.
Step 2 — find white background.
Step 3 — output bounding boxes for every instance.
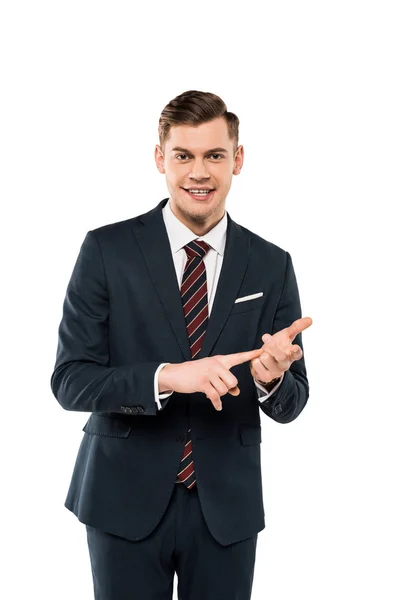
[1,1,399,598]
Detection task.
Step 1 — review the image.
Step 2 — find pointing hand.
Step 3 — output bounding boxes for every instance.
[250,317,313,384]
[159,347,264,411]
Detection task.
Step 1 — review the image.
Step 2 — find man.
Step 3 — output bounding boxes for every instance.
[51,89,312,600]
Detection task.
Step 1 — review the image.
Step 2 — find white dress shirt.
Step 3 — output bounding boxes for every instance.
[153,199,284,410]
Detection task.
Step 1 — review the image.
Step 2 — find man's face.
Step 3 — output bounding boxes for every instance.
[155,117,243,233]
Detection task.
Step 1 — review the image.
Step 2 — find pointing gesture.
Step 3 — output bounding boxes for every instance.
[284,316,313,343]
[158,318,312,411]
[221,347,264,370]
[250,317,313,386]
[158,347,264,412]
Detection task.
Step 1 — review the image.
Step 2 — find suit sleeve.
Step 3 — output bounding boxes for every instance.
[254,373,284,401]
[50,230,167,415]
[257,251,310,423]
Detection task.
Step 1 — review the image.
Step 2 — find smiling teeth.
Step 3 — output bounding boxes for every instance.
[187,189,211,194]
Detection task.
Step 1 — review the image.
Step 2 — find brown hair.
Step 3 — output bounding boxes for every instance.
[158,90,239,154]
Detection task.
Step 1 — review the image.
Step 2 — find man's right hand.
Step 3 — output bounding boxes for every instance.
[158,348,265,411]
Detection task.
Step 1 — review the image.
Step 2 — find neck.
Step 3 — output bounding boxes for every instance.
[169,201,225,237]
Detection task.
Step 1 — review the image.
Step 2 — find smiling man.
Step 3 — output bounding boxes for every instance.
[155,115,243,236]
[51,90,311,600]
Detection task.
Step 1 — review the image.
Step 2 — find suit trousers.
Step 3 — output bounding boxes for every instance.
[86,482,258,600]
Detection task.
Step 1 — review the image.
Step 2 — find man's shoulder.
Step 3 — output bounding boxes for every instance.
[87,200,164,243]
[235,220,288,260]
[89,216,138,240]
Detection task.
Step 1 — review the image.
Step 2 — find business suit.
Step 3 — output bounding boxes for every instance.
[51,197,309,598]
[155,198,284,411]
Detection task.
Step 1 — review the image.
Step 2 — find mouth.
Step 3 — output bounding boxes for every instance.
[182,187,215,201]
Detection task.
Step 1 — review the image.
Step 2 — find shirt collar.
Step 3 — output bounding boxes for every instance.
[162,198,227,256]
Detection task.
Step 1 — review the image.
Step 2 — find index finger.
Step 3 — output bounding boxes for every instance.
[285,316,313,342]
[222,347,264,369]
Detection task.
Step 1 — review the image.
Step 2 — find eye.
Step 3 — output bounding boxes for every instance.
[175,153,225,160]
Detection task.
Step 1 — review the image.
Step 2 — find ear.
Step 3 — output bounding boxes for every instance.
[233,145,244,175]
[154,145,165,174]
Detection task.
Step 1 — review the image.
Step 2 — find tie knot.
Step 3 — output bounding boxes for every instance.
[183,239,211,259]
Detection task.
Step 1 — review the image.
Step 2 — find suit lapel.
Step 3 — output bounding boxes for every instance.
[131,198,251,361]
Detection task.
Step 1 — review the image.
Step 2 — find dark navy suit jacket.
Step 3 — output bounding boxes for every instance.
[50,197,309,546]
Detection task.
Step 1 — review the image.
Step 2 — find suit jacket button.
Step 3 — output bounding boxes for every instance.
[120,406,126,412]
[131,407,138,414]
[176,434,185,443]
[127,407,133,414]
[137,406,144,413]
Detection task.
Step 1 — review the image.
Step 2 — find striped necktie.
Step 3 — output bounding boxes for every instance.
[175,238,211,489]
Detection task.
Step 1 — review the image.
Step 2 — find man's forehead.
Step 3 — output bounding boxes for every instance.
[166,119,230,147]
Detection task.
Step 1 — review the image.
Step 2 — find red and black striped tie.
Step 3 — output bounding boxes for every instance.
[175,239,211,489]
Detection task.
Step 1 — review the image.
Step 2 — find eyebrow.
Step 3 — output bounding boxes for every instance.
[170,146,228,154]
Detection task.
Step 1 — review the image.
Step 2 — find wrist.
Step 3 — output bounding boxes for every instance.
[158,363,178,393]
[255,375,281,391]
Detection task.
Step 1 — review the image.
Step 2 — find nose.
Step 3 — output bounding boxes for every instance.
[189,158,211,182]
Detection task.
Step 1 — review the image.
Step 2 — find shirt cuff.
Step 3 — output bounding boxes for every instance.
[154,363,174,410]
[254,373,285,402]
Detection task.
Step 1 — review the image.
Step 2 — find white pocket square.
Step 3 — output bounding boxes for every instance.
[234,292,264,304]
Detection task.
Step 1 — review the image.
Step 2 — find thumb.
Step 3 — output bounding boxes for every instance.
[262,333,272,344]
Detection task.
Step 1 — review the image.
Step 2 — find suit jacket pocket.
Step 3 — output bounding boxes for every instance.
[83,414,132,438]
[239,424,262,445]
[230,294,265,315]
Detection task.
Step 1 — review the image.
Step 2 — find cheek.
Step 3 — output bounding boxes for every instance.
[217,170,233,187]
[165,170,177,182]
[164,164,183,183]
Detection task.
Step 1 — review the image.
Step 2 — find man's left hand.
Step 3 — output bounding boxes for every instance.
[250,316,313,384]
